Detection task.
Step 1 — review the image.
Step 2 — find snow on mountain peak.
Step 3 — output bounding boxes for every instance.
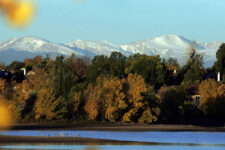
[0,34,223,67]
[66,39,122,56]
[0,36,83,55]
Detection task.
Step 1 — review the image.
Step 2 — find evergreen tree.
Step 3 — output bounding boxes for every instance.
[183,44,204,86]
[125,54,166,88]
[214,43,225,81]
[87,52,126,82]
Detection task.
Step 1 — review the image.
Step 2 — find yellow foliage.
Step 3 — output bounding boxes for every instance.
[24,56,43,69]
[12,82,29,102]
[23,69,49,92]
[122,73,147,122]
[0,97,13,129]
[101,77,126,121]
[199,79,218,107]
[11,69,49,102]
[84,84,101,120]
[84,77,127,121]
[0,0,35,27]
[138,108,158,124]
[217,84,225,96]
[199,79,225,115]
[35,88,59,121]
[122,110,133,122]
[0,79,6,92]
[7,100,22,120]
[124,73,147,104]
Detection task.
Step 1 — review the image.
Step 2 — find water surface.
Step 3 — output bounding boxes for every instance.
[1,145,225,150]
[1,130,225,145]
[1,130,225,150]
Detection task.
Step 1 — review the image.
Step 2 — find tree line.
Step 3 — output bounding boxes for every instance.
[0,43,224,124]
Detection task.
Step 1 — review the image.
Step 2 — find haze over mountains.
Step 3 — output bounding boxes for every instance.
[0,34,223,67]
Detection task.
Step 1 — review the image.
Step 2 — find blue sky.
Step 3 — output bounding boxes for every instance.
[0,0,225,44]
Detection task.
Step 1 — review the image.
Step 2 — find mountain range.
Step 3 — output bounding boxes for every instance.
[0,34,223,67]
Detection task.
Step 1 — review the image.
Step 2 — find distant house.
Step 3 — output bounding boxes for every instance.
[187,85,200,106]
[20,68,27,76]
[0,70,8,78]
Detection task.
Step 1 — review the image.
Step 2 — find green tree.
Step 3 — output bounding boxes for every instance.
[86,55,110,82]
[125,54,166,88]
[47,56,76,119]
[48,56,75,99]
[183,45,204,86]
[108,52,126,78]
[138,86,160,124]
[87,52,126,83]
[214,43,225,81]
[158,86,187,123]
[166,57,180,71]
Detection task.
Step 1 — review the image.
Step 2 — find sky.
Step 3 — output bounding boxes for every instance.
[0,0,225,44]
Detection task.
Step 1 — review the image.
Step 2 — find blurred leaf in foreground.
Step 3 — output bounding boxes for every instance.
[0,0,35,27]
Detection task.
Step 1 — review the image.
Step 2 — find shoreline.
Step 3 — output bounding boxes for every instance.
[0,135,150,145]
[5,124,225,132]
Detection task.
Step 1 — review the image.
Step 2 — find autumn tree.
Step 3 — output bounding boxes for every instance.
[121,73,160,123]
[24,56,43,71]
[199,78,218,110]
[100,77,127,121]
[84,84,101,120]
[121,74,145,122]
[209,84,225,120]
[66,54,90,80]
[84,77,127,122]
[35,88,60,121]
[10,69,48,103]
[199,79,225,120]
[12,82,29,102]
[0,78,6,93]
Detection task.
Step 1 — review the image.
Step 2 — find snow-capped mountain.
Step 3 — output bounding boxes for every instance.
[65,39,132,56]
[0,36,84,64]
[0,36,84,56]
[0,34,223,67]
[66,34,222,67]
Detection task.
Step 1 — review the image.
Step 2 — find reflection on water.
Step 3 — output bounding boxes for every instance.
[1,131,225,145]
[1,145,225,150]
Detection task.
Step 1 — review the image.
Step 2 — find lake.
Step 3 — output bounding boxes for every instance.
[0,130,225,150]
